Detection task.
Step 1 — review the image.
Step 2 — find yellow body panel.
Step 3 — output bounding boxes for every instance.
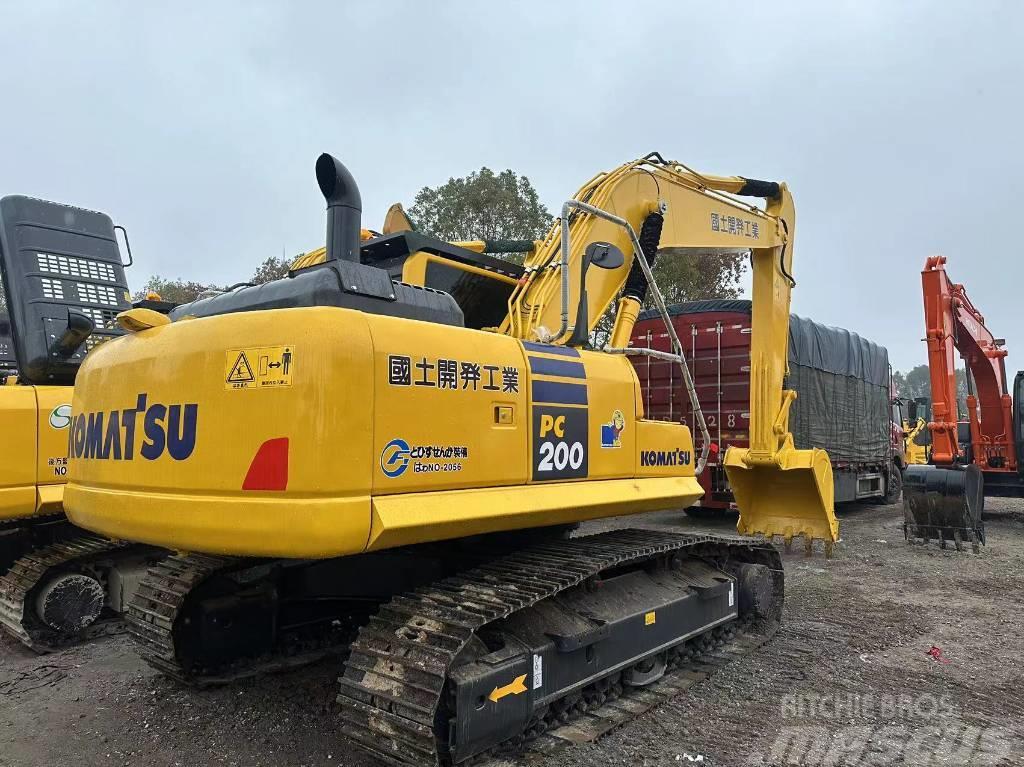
[0,384,38,520]
[904,419,929,465]
[367,477,700,552]
[66,307,701,557]
[0,383,71,521]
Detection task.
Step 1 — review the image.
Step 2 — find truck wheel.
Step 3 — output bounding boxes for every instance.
[884,466,903,505]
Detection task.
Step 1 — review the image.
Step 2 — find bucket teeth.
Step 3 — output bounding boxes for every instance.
[902,464,985,554]
[768,534,835,559]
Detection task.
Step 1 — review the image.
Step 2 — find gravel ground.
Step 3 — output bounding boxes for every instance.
[2,499,1023,767]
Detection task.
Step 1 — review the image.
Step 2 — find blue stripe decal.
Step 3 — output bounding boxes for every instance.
[522,341,581,358]
[532,380,588,405]
[529,356,586,379]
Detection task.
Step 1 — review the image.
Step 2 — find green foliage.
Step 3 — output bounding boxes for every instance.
[134,275,224,304]
[134,255,294,306]
[893,364,968,417]
[649,248,746,304]
[408,168,553,255]
[251,256,291,284]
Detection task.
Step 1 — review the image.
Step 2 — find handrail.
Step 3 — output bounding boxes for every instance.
[557,199,711,475]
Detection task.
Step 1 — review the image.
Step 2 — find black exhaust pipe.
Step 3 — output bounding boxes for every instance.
[315,153,362,263]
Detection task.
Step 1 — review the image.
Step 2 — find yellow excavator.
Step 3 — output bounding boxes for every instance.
[900,398,930,465]
[0,199,164,650]
[48,152,835,764]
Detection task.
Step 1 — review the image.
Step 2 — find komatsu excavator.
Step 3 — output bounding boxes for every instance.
[899,398,930,466]
[43,152,835,765]
[903,255,1024,552]
[0,200,164,650]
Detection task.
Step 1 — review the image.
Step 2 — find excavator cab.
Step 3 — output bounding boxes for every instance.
[289,233,532,331]
[358,233,525,329]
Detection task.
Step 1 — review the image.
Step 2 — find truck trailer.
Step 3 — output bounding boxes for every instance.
[630,300,904,511]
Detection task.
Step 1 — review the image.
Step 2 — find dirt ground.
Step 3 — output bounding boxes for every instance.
[2,499,1023,767]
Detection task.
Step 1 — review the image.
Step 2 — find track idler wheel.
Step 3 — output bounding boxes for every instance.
[34,573,105,633]
[903,464,984,552]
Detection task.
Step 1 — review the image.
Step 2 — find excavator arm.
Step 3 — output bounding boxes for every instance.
[499,154,837,544]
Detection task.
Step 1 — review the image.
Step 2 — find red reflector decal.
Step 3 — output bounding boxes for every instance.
[242,437,289,491]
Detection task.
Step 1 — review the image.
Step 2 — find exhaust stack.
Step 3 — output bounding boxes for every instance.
[315,153,362,263]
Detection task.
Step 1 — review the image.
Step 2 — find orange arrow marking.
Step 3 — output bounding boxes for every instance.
[488,674,528,703]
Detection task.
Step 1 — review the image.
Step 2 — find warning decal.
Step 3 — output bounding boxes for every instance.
[227,352,255,385]
[225,345,294,390]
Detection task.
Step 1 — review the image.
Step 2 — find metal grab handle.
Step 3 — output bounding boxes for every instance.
[113,225,133,268]
[557,199,711,475]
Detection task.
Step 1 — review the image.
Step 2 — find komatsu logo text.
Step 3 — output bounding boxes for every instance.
[640,448,691,467]
[70,394,199,461]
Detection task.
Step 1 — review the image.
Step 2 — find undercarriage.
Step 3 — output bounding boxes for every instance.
[125,528,782,765]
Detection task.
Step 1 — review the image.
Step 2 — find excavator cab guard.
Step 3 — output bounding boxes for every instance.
[0,195,132,386]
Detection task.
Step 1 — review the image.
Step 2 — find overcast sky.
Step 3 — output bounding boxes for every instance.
[1,1,1021,373]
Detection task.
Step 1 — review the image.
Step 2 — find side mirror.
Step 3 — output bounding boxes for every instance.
[52,310,95,357]
[567,242,625,346]
[585,241,625,271]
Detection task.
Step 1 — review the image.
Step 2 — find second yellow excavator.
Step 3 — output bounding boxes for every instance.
[45,152,835,764]
[898,397,931,465]
[0,200,165,651]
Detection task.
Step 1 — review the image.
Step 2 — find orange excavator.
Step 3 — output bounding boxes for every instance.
[903,255,1024,551]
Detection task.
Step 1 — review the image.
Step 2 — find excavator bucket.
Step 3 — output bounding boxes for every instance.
[382,202,415,234]
[724,444,838,545]
[902,464,984,552]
